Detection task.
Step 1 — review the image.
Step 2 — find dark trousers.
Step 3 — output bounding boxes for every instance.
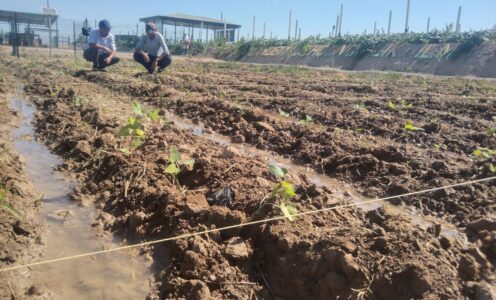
[133,52,172,73]
[83,48,120,69]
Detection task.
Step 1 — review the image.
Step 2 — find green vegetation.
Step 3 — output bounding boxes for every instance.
[268,165,298,221]
[118,116,145,153]
[473,148,496,159]
[387,101,396,110]
[401,99,414,110]
[486,163,496,173]
[299,115,314,124]
[74,96,89,108]
[487,127,496,137]
[353,102,368,112]
[118,101,163,153]
[164,146,195,185]
[278,109,290,117]
[404,120,424,132]
[0,186,20,218]
[211,30,495,61]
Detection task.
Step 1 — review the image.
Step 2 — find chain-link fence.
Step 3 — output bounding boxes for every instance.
[1,15,237,59]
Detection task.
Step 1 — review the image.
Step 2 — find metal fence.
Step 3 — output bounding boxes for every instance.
[1,16,232,58]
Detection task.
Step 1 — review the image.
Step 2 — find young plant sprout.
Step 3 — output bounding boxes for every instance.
[268,164,298,221]
[404,120,424,132]
[164,146,195,185]
[473,148,496,159]
[118,116,145,153]
[118,101,164,153]
[487,127,496,137]
[278,109,290,117]
[486,163,496,173]
[401,99,414,109]
[353,102,368,112]
[387,101,396,110]
[0,187,20,218]
[299,115,314,124]
[74,96,90,108]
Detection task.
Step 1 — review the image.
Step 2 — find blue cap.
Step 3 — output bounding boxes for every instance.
[98,19,111,29]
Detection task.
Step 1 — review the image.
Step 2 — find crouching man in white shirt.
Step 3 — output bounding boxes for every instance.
[83,19,120,71]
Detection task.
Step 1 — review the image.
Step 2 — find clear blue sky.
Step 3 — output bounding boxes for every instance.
[2,0,495,38]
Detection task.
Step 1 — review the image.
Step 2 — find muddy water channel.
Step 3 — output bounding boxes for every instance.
[10,94,152,299]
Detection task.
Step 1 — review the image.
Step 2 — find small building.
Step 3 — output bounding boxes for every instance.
[139,13,241,43]
[0,9,58,55]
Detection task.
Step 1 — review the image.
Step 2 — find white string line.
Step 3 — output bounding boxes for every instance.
[0,176,495,273]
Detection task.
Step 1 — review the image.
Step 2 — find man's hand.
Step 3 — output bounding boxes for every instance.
[99,46,112,54]
[143,53,150,63]
[104,56,112,65]
[150,59,158,72]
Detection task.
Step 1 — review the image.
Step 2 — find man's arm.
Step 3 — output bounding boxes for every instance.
[88,30,112,53]
[104,35,117,64]
[89,43,112,53]
[134,36,150,63]
[154,34,170,62]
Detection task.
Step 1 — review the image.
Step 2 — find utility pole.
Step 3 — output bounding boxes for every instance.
[373,22,377,35]
[426,17,430,33]
[136,23,138,36]
[252,16,255,40]
[338,3,343,37]
[73,20,76,59]
[455,6,462,34]
[288,10,292,40]
[387,10,392,35]
[405,0,411,33]
[46,0,52,57]
[299,28,301,41]
[295,19,298,40]
[263,22,266,40]
[224,19,227,40]
[335,15,340,37]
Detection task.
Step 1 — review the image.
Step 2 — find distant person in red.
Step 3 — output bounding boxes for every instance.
[134,23,172,74]
[83,20,120,71]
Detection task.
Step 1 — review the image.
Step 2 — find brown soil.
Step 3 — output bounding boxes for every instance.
[0,71,43,299]
[1,54,496,299]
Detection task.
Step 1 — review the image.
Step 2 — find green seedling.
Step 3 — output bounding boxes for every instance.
[299,115,314,124]
[0,187,21,218]
[401,99,414,110]
[434,144,448,151]
[164,146,195,185]
[487,127,496,137]
[237,106,246,116]
[404,120,424,132]
[118,101,166,153]
[486,163,496,173]
[74,96,89,108]
[118,117,145,154]
[473,148,496,159]
[268,164,298,221]
[353,102,368,112]
[387,101,396,110]
[278,109,290,117]
[132,101,163,123]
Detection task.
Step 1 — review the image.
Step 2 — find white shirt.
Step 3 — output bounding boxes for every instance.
[85,29,116,54]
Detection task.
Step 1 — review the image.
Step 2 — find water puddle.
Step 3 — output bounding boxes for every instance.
[166,111,466,241]
[10,94,152,299]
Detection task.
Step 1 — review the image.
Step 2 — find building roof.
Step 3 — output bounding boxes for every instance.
[140,13,241,30]
[0,10,58,26]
